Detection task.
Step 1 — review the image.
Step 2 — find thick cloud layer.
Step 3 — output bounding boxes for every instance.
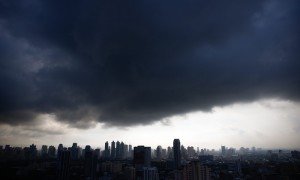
[0,0,299,127]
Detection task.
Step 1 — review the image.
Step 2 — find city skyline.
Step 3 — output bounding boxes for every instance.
[1,140,299,179]
[0,1,300,150]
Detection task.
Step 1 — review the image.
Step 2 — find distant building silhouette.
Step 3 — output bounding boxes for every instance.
[120,141,125,159]
[134,146,151,179]
[111,141,116,159]
[41,145,48,158]
[57,144,64,160]
[57,150,70,180]
[173,139,181,169]
[116,141,121,159]
[129,144,133,158]
[71,143,79,160]
[48,145,56,158]
[156,146,162,160]
[221,146,226,156]
[105,141,110,159]
[29,144,37,159]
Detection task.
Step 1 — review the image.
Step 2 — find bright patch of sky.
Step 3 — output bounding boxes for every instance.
[1,98,299,150]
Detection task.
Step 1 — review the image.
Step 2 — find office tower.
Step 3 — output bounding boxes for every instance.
[57,150,70,180]
[94,148,100,158]
[167,146,173,159]
[71,143,79,160]
[85,150,97,179]
[120,142,125,159]
[29,144,37,159]
[181,145,187,159]
[173,139,181,169]
[111,141,116,159]
[134,146,151,179]
[85,145,91,152]
[116,141,121,159]
[162,148,167,159]
[187,146,195,158]
[57,144,64,160]
[134,146,151,170]
[124,144,128,158]
[105,141,110,159]
[85,149,92,177]
[221,146,226,156]
[129,144,133,158]
[48,145,56,158]
[41,145,48,157]
[156,146,162,160]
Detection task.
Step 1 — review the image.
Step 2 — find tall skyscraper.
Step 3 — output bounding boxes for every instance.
[105,141,110,159]
[134,146,151,170]
[71,143,79,160]
[120,142,125,159]
[124,144,128,158]
[57,144,64,160]
[29,144,37,159]
[129,144,133,158]
[41,145,48,157]
[221,146,226,156]
[48,145,56,158]
[57,150,70,180]
[156,146,162,160]
[134,146,151,179]
[173,139,181,169]
[111,141,116,159]
[116,141,121,159]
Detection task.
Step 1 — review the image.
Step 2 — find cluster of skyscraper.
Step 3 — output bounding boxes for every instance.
[104,141,133,160]
[4,139,295,179]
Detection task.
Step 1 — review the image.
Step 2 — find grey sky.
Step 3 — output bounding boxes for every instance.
[0,0,299,148]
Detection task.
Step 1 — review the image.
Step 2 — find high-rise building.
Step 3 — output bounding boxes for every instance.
[116,141,121,159]
[120,142,125,159]
[129,144,133,158]
[48,145,56,158]
[105,141,110,159]
[221,146,226,156]
[111,141,116,159]
[57,150,70,180]
[173,139,181,169]
[110,141,116,159]
[94,148,100,158]
[29,144,37,159]
[57,144,64,160]
[167,146,173,159]
[84,150,97,179]
[71,143,79,160]
[156,146,162,160]
[162,148,167,159]
[85,145,91,152]
[134,146,151,179]
[41,145,48,157]
[134,146,151,170]
[124,144,129,158]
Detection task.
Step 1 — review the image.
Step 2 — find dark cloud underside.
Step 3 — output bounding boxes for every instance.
[0,0,299,127]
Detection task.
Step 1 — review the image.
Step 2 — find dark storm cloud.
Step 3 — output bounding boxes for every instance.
[0,0,299,127]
